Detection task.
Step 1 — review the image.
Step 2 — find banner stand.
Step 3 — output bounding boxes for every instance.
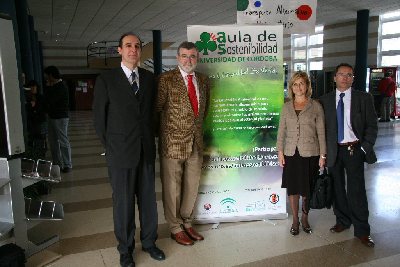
[188,25,286,224]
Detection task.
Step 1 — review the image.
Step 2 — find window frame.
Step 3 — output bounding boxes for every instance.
[378,12,400,67]
[291,26,324,73]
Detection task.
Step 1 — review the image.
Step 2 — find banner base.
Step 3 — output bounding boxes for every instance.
[194,213,288,224]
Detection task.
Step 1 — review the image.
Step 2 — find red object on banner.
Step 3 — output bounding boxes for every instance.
[297,5,312,20]
[187,75,198,117]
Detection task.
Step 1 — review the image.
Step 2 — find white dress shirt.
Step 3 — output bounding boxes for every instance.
[121,63,139,88]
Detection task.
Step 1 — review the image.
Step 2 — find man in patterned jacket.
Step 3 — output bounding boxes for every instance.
[156,41,210,246]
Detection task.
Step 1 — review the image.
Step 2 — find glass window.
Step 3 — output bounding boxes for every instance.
[382,11,400,19]
[381,38,400,51]
[291,26,323,73]
[294,36,306,47]
[294,62,306,71]
[379,10,400,67]
[294,50,306,60]
[382,55,400,66]
[382,21,400,35]
[308,47,323,58]
[309,34,323,45]
[315,25,324,33]
[309,61,323,70]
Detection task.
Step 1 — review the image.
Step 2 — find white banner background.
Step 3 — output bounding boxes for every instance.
[237,0,317,34]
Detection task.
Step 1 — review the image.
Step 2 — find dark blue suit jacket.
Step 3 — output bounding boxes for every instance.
[320,89,378,167]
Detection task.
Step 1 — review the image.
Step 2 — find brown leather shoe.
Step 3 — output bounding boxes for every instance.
[330,224,349,233]
[358,235,375,248]
[184,227,204,241]
[171,231,194,246]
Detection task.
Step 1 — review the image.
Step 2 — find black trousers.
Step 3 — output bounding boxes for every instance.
[108,147,158,255]
[329,143,370,237]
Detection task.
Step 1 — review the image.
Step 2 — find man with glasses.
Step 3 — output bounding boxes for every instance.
[156,41,210,246]
[320,63,378,248]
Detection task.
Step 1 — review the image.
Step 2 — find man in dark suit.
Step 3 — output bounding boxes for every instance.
[320,63,378,248]
[156,42,210,246]
[93,33,165,267]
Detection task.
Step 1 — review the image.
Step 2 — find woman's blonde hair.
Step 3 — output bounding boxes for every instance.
[287,71,312,99]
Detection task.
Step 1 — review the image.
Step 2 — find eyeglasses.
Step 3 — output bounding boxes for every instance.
[336,73,354,78]
[180,54,197,60]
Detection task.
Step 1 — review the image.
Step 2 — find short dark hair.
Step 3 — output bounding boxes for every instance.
[118,32,142,48]
[177,41,198,55]
[44,66,61,79]
[335,63,353,75]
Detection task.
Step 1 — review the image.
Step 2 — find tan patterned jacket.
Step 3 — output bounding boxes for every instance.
[276,99,326,157]
[156,68,210,159]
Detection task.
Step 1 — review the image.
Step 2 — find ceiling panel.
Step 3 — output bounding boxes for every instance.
[26,0,400,45]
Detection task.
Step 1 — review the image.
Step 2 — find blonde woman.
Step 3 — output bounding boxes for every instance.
[276,71,326,235]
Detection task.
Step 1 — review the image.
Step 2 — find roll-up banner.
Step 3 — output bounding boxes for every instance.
[188,25,286,223]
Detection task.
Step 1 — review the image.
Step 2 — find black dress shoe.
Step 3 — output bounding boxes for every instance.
[330,224,349,233]
[142,246,166,261]
[302,224,312,234]
[61,167,72,173]
[358,235,375,248]
[290,222,300,236]
[120,253,134,267]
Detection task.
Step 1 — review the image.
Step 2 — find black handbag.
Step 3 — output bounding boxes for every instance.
[309,168,333,209]
[0,243,25,267]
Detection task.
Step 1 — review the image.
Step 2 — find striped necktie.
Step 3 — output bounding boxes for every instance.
[131,71,139,94]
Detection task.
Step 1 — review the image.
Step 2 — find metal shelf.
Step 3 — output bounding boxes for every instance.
[25,198,64,221]
[2,158,64,257]
[21,158,61,185]
[22,174,61,183]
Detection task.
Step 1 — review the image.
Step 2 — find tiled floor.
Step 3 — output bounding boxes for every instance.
[26,111,400,267]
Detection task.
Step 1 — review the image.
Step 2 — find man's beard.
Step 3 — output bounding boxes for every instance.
[179,63,196,73]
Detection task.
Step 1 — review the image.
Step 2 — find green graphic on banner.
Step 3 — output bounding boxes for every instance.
[195,32,217,55]
[188,25,286,222]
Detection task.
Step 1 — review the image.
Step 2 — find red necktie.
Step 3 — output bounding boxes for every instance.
[187,75,198,117]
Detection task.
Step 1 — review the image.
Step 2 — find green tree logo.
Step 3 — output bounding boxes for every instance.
[195,32,217,55]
